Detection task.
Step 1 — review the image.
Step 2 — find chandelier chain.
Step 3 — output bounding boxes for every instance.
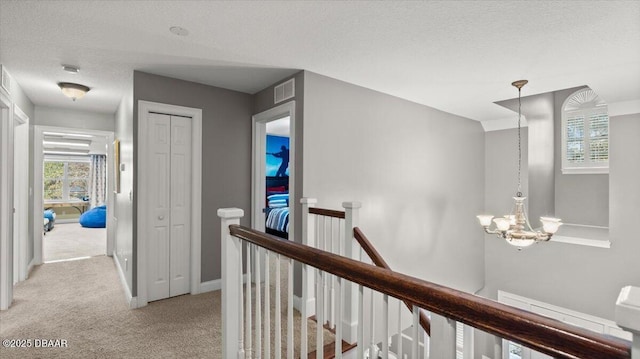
[517,87,522,197]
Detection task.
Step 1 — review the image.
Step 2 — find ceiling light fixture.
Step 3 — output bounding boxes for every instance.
[169,26,189,36]
[476,80,562,249]
[58,82,90,101]
[62,65,80,74]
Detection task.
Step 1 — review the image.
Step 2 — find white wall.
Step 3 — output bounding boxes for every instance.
[302,71,486,293]
[113,87,134,293]
[34,106,114,131]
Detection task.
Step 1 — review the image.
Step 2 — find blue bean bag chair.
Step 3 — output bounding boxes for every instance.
[44,209,56,231]
[79,205,107,228]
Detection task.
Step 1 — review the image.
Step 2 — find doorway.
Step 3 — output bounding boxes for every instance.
[33,126,115,265]
[12,105,29,283]
[251,101,296,240]
[136,101,202,307]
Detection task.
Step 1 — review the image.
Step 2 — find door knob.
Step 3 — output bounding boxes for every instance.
[158,215,164,220]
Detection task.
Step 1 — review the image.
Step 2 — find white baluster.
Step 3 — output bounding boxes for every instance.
[245,243,252,358]
[382,294,389,359]
[616,286,640,358]
[343,201,362,343]
[218,208,244,358]
[316,218,325,359]
[300,198,317,359]
[264,250,271,359]
[275,254,282,359]
[238,241,245,359]
[356,247,364,359]
[430,313,456,358]
[370,289,377,358]
[412,305,419,359]
[397,299,403,359]
[287,257,294,359]
[255,246,262,359]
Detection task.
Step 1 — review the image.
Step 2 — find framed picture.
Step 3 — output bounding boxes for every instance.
[114,139,120,193]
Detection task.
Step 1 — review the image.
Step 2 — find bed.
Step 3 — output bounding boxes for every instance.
[265,176,290,239]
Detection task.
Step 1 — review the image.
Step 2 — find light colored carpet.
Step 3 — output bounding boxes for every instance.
[44,223,106,262]
[0,256,333,358]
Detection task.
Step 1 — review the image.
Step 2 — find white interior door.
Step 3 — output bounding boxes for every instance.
[169,115,191,297]
[12,117,28,284]
[146,113,191,302]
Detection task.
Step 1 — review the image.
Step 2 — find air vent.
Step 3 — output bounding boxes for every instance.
[274,78,295,104]
[0,65,11,95]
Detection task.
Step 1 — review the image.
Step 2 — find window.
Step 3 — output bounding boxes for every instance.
[561,88,609,174]
[44,159,90,201]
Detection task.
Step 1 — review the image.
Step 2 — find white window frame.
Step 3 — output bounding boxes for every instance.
[561,89,609,175]
[43,156,91,202]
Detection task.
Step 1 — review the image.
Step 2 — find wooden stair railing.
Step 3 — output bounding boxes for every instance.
[354,227,431,336]
[229,224,632,359]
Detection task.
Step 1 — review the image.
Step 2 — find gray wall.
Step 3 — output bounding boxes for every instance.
[554,87,609,226]
[302,71,486,293]
[252,71,305,295]
[114,85,134,293]
[133,71,253,290]
[482,114,640,319]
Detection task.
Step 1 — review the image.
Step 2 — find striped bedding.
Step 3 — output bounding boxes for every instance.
[266,207,289,233]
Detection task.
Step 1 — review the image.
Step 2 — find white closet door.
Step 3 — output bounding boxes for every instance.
[169,115,191,297]
[147,113,172,302]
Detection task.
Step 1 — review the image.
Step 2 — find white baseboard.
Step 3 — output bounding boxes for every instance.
[113,255,136,309]
[26,257,35,279]
[199,274,249,294]
[199,279,221,293]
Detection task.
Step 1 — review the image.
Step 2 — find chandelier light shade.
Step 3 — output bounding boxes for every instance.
[58,82,90,101]
[477,80,562,249]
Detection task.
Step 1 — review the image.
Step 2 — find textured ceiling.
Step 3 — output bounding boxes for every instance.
[0,1,638,121]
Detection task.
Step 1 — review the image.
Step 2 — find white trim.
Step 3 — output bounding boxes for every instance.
[561,166,609,175]
[251,101,296,236]
[34,126,115,266]
[12,105,29,285]
[293,294,315,317]
[0,89,13,310]
[200,275,249,294]
[113,254,137,309]
[551,235,611,248]
[137,101,203,307]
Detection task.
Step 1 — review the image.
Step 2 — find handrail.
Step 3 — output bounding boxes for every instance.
[354,227,431,336]
[229,225,631,359]
[308,207,346,219]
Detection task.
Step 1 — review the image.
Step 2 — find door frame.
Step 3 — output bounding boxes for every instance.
[33,126,115,265]
[12,105,29,284]
[0,88,13,310]
[137,100,202,307]
[251,101,296,234]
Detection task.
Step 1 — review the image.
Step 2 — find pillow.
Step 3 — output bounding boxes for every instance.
[266,186,286,193]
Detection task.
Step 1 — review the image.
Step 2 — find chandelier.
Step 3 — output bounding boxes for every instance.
[477,80,562,249]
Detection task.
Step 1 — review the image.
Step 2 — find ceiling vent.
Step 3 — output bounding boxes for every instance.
[274,78,295,104]
[0,65,11,95]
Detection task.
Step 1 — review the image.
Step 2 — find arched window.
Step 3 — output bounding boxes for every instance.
[561,88,609,174]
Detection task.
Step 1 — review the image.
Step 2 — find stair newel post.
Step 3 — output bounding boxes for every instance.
[300,197,317,357]
[616,286,640,358]
[218,208,245,359]
[343,201,362,349]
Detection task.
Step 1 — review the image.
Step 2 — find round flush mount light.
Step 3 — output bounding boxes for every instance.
[62,65,80,74]
[169,26,189,36]
[58,82,90,101]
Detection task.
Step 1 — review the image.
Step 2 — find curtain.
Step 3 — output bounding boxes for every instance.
[89,154,107,208]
